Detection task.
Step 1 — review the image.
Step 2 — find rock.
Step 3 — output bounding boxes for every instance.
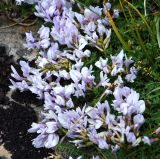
[0,15,54,159]
[0,15,38,61]
[0,44,9,56]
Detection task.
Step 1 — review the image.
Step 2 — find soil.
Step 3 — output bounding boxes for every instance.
[0,29,53,159]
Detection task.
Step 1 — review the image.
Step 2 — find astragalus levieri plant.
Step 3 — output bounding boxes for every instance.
[10,0,153,158]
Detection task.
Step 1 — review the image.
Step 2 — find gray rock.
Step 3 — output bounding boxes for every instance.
[0,15,38,61]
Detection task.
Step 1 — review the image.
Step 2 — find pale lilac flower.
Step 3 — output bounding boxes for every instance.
[46,121,59,133]
[126,132,136,145]
[85,21,97,33]
[126,90,145,114]
[125,67,137,83]
[53,84,65,96]
[44,133,59,148]
[9,79,29,91]
[111,50,124,76]
[64,84,75,98]
[97,21,111,39]
[98,138,109,149]
[97,21,106,36]
[32,134,46,148]
[35,0,66,22]
[11,65,23,81]
[55,95,65,106]
[142,136,151,145]
[44,92,55,110]
[81,66,95,84]
[98,71,110,87]
[59,70,70,80]
[28,123,46,134]
[47,43,61,60]
[89,129,109,149]
[113,9,119,19]
[28,120,59,149]
[19,61,31,77]
[92,32,99,41]
[103,2,112,13]
[72,60,84,71]
[124,55,134,68]
[36,57,48,68]
[74,37,91,59]
[133,114,145,130]
[51,16,78,48]
[113,86,130,109]
[24,32,36,49]
[66,98,74,108]
[74,49,91,59]
[114,75,124,85]
[87,101,110,129]
[84,6,102,21]
[75,12,84,24]
[39,38,50,49]
[38,25,50,39]
[58,106,87,131]
[70,70,82,83]
[74,82,86,97]
[113,87,145,116]
[95,57,109,74]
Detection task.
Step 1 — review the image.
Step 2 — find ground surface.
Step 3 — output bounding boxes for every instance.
[0,14,53,159]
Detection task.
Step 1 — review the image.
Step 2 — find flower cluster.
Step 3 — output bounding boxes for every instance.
[12,0,151,156]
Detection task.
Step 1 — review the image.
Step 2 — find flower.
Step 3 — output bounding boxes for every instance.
[28,121,60,148]
[51,16,78,48]
[113,86,145,116]
[19,61,31,77]
[111,50,124,76]
[133,114,145,130]
[142,136,151,145]
[11,65,23,81]
[70,69,82,83]
[47,43,62,60]
[81,66,95,84]
[98,71,110,87]
[95,57,109,73]
[125,67,137,83]
[38,25,50,39]
[24,32,36,49]
[89,129,109,149]
[35,0,66,22]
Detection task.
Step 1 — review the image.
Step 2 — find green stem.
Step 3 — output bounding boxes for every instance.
[105,7,130,52]
[128,8,153,63]
[124,0,154,38]
[96,147,108,159]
